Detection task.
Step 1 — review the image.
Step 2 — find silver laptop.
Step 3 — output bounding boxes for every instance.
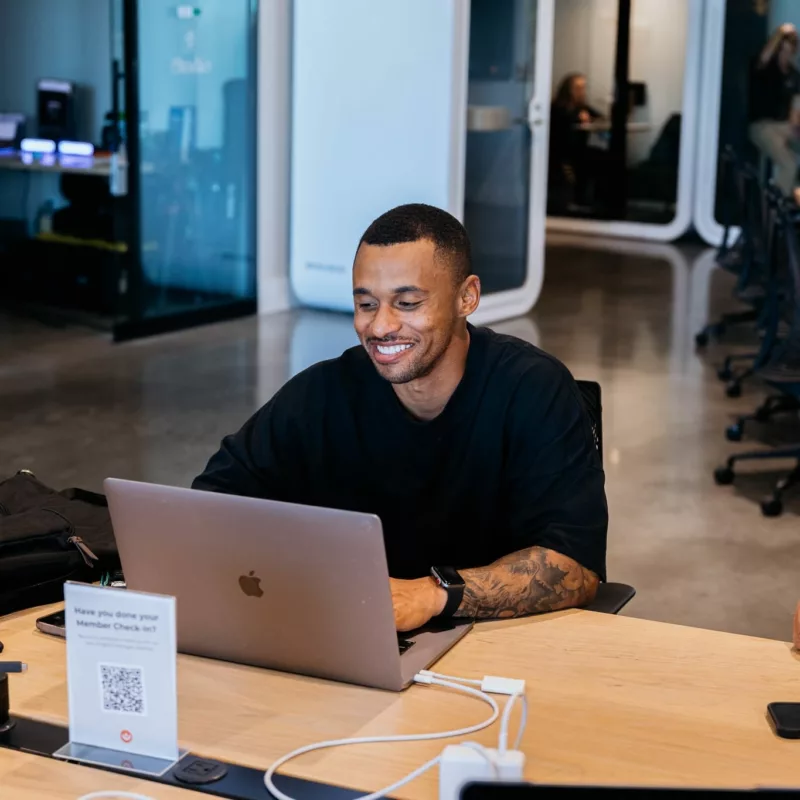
[104,478,472,691]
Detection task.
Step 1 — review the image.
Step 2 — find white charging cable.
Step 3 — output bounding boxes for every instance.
[263,675,501,800]
[498,691,528,752]
[76,674,525,800]
[77,792,157,800]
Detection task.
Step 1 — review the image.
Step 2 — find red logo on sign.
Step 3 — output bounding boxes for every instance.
[120,729,133,744]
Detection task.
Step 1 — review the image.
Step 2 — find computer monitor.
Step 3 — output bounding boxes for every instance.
[37,79,75,141]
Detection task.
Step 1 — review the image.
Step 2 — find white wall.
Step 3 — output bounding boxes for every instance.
[289,0,464,312]
[552,0,612,111]
[257,0,292,314]
[0,0,111,143]
[770,1,800,30]
[551,0,689,165]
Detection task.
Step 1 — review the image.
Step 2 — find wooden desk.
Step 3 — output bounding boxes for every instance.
[573,121,652,134]
[3,605,800,799]
[0,152,112,177]
[0,747,197,798]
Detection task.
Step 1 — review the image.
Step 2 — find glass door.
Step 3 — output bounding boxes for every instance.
[115,0,257,340]
[694,0,774,246]
[545,0,702,243]
[465,0,552,323]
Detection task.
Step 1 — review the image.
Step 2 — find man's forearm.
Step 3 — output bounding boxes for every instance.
[454,546,598,620]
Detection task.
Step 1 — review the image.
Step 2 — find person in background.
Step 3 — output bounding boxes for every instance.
[548,73,605,208]
[749,23,800,202]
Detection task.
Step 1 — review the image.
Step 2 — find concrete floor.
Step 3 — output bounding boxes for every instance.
[1,238,799,642]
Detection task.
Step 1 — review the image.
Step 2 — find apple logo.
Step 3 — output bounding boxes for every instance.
[238,570,264,598]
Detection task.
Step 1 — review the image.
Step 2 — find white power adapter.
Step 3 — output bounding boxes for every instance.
[438,744,525,800]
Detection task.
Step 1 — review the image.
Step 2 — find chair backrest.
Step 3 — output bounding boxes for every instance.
[576,380,603,467]
[781,202,800,309]
[778,202,800,358]
[717,145,740,254]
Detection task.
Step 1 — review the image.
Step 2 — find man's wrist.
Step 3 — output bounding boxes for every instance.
[428,578,448,616]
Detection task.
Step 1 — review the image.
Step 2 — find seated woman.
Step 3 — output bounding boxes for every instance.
[548,73,605,210]
[748,23,800,203]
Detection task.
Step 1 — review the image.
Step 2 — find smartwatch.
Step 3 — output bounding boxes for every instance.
[430,566,465,618]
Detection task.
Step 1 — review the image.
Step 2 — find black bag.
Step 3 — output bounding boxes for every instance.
[0,471,119,615]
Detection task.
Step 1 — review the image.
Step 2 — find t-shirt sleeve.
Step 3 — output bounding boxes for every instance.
[191,378,304,499]
[503,360,608,580]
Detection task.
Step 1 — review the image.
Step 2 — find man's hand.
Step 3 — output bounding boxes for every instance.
[578,109,592,125]
[780,23,797,38]
[793,601,800,650]
[389,577,447,632]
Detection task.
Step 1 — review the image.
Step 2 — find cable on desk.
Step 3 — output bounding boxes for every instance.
[76,792,157,800]
[263,675,500,800]
[499,691,528,752]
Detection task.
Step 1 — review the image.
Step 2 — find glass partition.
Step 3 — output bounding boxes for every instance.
[464,0,537,295]
[547,0,691,229]
[692,0,800,245]
[116,0,257,339]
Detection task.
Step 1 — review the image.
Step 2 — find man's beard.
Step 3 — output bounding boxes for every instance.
[373,333,452,385]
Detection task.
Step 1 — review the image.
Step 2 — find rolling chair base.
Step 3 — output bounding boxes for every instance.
[714,447,800,517]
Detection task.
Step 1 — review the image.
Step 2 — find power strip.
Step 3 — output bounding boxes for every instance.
[438,743,525,800]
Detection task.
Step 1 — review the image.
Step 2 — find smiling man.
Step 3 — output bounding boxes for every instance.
[193,204,607,631]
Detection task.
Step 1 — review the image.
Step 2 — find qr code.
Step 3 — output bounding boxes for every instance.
[99,664,146,715]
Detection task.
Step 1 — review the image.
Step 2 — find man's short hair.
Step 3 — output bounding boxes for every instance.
[358,203,472,284]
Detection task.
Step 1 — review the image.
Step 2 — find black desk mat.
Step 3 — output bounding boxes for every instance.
[0,715,364,799]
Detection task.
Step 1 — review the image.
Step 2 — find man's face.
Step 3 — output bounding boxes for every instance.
[352,239,470,384]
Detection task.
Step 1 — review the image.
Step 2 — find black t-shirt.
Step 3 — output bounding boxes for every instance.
[749,57,800,122]
[192,325,608,580]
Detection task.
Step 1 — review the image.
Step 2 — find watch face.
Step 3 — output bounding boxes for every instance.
[432,566,465,588]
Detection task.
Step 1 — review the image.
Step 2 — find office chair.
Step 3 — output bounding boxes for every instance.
[696,151,765,353]
[717,181,786,398]
[714,198,800,516]
[575,380,636,614]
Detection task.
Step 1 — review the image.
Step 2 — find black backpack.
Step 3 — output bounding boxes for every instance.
[0,471,119,615]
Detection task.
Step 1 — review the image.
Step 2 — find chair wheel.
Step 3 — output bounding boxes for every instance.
[760,497,784,517]
[725,423,743,442]
[717,366,733,381]
[695,331,709,347]
[725,382,742,398]
[714,466,735,485]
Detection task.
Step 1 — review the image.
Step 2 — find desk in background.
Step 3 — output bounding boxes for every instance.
[574,121,652,134]
[0,150,111,177]
[0,149,129,322]
[2,605,800,799]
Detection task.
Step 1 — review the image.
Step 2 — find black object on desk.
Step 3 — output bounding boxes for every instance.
[0,674,10,733]
[768,702,800,739]
[463,783,800,798]
[1,715,365,799]
[0,662,25,734]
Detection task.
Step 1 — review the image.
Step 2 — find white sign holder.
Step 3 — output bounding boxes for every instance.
[54,582,186,776]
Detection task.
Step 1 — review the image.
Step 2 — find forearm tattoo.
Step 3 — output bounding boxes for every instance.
[455,546,598,620]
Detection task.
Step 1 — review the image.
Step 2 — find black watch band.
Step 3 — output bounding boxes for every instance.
[430,566,465,618]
